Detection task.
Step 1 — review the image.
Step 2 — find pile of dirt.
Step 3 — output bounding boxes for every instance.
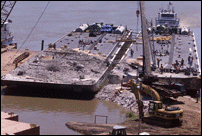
[121,96,201,135]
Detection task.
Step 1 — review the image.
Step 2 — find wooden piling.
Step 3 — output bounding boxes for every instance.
[41,40,44,51]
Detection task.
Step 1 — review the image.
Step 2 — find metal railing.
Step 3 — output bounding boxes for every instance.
[94,115,108,124]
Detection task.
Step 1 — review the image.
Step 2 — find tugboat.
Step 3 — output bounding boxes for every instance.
[155,2,180,29]
[124,2,201,96]
[1,1,17,48]
[151,2,201,95]
[1,20,17,48]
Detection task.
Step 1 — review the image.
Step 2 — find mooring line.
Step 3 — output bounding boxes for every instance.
[1,1,50,72]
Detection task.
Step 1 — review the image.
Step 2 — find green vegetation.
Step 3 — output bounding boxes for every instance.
[125,112,139,121]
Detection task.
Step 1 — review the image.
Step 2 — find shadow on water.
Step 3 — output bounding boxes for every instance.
[1,86,96,100]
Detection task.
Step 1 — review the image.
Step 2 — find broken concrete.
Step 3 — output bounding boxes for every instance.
[95,84,150,114]
[3,48,108,86]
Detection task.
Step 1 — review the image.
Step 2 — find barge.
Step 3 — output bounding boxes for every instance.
[114,2,201,95]
[1,23,133,93]
[1,2,201,95]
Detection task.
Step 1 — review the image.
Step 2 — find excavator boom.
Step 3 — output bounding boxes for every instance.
[140,83,161,101]
[121,79,183,127]
[122,79,161,101]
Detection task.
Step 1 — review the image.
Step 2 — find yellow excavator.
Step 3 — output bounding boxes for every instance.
[121,79,183,127]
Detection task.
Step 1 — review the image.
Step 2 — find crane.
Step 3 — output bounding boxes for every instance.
[139,1,151,78]
[138,1,186,98]
[1,1,16,47]
[1,1,16,25]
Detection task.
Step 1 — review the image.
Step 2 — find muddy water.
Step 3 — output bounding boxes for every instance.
[1,1,201,135]
[1,87,131,135]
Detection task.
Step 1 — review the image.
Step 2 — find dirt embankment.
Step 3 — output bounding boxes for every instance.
[120,96,201,135]
[66,96,201,135]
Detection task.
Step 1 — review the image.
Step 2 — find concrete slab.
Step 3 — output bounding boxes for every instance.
[1,112,18,121]
[1,119,40,135]
[1,112,40,135]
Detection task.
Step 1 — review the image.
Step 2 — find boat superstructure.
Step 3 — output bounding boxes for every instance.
[113,1,201,95]
[1,21,16,47]
[1,1,17,48]
[153,3,201,93]
[113,2,201,95]
[155,3,179,28]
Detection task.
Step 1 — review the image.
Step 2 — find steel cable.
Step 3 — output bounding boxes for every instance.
[1,1,50,72]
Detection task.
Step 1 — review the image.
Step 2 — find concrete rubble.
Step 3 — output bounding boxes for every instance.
[95,56,150,114]
[7,48,108,85]
[95,84,150,114]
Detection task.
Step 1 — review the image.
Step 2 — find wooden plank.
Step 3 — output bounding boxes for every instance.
[1,49,40,75]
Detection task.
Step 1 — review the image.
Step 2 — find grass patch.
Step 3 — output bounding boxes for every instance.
[125,112,139,121]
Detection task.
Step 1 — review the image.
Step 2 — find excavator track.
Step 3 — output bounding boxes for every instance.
[142,116,182,128]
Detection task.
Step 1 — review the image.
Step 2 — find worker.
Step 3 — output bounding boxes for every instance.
[130,48,134,57]
[121,76,125,90]
[157,58,160,68]
[175,60,179,66]
[138,100,144,119]
[160,64,164,74]
[180,58,184,67]
[190,56,193,66]
[196,91,200,103]
[53,43,56,50]
[188,56,191,65]
[83,44,86,50]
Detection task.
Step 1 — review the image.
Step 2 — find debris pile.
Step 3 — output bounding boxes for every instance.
[9,48,108,85]
[95,84,150,113]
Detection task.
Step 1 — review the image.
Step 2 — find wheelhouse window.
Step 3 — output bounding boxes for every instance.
[158,103,162,109]
[149,102,155,112]
[161,14,174,18]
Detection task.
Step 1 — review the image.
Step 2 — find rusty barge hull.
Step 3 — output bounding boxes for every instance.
[1,79,98,93]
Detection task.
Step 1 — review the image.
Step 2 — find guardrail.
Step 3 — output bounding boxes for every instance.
[13,51,30,68]
[94,115,108,124]
[88,33,107,50]
[95,30,133,91]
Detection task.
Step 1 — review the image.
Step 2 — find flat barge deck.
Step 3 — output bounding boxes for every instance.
[1,24,201,95]
[1,25,133,93]
[111,2,201,95]
[1,47,40,75]
[112,30,201,94]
